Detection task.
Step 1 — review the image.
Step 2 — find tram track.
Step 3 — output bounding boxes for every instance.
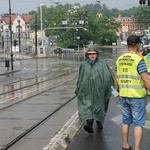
[0,95,77,150]
[0,67,78,110]
[0,58,80,149]
[0,68,79,150]
[0,48,118,150]
[0,68,67,96]
[0,61,78,97]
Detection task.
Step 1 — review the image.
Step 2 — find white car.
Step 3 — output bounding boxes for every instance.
[121,40,127,46]
[26,41,30,44]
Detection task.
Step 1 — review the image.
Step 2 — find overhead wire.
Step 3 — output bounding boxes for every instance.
[0,0,139,14]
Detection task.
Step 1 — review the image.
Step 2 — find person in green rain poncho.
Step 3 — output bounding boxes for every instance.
[75,48,114,133]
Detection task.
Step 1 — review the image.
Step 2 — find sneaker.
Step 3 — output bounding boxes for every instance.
[84,125,93,133]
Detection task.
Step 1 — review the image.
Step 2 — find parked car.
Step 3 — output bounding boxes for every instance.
[121,40,127,46]
[53,48,63,54]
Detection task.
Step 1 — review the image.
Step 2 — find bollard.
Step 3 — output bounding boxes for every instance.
[5,59,10,70]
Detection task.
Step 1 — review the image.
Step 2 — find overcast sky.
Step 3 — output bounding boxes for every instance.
[0,0,139,14]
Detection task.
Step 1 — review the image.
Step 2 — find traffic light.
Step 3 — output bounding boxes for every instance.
[14,40,18,46]
[139,0,146,4]
[148,0,150,6]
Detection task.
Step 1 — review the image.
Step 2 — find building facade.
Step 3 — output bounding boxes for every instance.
[115,14,144,39]
[0,14,33,39]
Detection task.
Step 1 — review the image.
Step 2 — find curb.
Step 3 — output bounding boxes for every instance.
[42,111,82,150]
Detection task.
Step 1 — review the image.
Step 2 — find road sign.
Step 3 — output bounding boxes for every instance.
[122,26,128,32]
[3,29,10,39]
[3,29,10,49]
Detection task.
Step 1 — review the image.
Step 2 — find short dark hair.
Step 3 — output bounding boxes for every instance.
[127,35,142,46]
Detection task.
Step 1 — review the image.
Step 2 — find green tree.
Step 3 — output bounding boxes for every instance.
[134,6,150,29]
[28,10,36,15]
[121,7,137,17]
[88,15,120,45]
[30,3,120,47]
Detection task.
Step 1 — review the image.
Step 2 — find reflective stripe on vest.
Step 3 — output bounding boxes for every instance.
[119,84,145,89]
[117,74,141,80]
[116,53,146,98]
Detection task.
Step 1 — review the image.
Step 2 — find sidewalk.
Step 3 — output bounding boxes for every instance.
[66,97,150,150]
[42,96,150,150]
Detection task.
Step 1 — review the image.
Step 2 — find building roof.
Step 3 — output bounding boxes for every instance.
[22,15,33,23]
[3,15,16,24]
[1,14,33,24]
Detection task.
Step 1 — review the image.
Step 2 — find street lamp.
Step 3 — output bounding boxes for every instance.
[34,14,38,55]
[0,20,3,49]
[17,20,21,53]
[77,36,80,60]
[9,0,13,70]
[40,0,44,48]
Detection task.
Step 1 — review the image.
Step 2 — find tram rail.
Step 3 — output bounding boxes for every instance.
[0,95,76,150]
[0,67,78,110]
[0,68,78,150]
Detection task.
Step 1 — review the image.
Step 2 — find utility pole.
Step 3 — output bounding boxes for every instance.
[9,0,13,70]
[40,0,43,49]
[35,14,37,55]
[17,20,21,53]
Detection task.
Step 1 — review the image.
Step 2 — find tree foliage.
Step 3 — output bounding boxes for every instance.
[28,10,36,15]
[29,3,150,46]
[134,6,150,29]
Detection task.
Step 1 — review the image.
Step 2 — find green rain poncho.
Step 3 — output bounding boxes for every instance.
[75,50,114,123]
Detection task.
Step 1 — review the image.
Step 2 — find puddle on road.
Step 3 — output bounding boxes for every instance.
[0,47,126,103]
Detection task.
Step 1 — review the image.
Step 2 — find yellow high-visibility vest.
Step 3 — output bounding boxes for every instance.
[116,53,146,98]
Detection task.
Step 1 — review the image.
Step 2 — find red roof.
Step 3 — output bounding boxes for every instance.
[22,15,33,23]
[2,14,33,24]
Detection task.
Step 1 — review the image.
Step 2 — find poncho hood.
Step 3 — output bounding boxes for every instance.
[85,47,100,60]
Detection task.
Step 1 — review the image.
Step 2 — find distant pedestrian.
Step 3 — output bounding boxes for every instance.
[114,34,150,150]
[75,47,114,133]
[138,46,150,73]
[138,46,150,96]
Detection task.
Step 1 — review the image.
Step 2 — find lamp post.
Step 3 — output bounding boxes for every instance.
[9,0,13,70]
[0,21,3,49]
[77,36,80,61]
[40,0,44,48]
[17,20,21,53]
[35,13,38,55]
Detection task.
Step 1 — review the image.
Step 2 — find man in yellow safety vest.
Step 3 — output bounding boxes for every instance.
[114,35,150,150]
